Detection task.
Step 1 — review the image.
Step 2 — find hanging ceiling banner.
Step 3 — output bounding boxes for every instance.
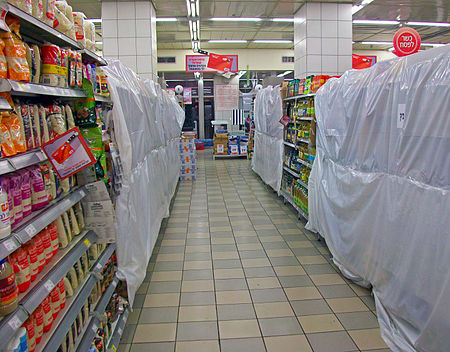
[186,54,238,73]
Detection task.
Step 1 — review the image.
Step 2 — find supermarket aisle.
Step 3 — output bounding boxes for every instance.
[119,150,390,352]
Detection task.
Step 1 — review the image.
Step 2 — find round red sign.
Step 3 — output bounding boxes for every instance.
[393,27,421,57]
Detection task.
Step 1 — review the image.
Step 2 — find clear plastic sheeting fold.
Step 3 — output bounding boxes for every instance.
[103,59,184,305]
[252,86,284,192]
[306,45,450,352]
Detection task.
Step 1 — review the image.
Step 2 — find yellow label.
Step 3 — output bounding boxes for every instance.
[41,64,60,75]
[83,239,91,247]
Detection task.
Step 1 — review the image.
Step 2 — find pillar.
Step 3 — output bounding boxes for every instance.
[294,2,353,78]
[101,1,158,81]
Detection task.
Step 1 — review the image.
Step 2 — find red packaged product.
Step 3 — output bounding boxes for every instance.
[48,223,59,256]
[50,286,60,319]
[39,229,53,264]
[9,247,31,293]
[23,240,39,281]
[33,236,46,273]
[42,296,53,332]
[40,44,61,87]
[32,305,44,345]
[22,316,36,352]
[58,279,65,309]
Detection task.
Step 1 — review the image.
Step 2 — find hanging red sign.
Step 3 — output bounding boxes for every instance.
[393,27,421,57]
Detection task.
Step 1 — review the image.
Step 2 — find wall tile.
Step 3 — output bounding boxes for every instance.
[117,2,135,19]
[136,37,152,55]
[321,3,338,21]
[306,37,321,55]
[102,3,117,20]
[102,19,117,38]
[137,19,151,37]
[338,55,352,73]
[322,55,338,73]
[338,21,352,39]
[338,4,352,21]
[137,55,152,74]
[299,56,307,74]
[306,3,321,20]
[294,18,306,44]
[322,38,338,55]
[338,38,352,56]
[294,60,302,79]
[119,55,137,72]
[321,20,338,38]
[118,38,136,56]
[152,56,158,76]
[135,1,151,19]
[102,38,118,57]
[118,19,136,37]
[306,20,321,37]
[307,55,322,73]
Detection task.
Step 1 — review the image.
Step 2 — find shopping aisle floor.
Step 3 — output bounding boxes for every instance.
[119,150,391,352]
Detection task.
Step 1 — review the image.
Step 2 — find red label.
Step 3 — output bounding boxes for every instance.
[393,27,421,57]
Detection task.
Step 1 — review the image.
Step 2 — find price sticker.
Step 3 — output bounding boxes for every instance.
[44,279,55,293]
[24,224,37,239]
[80,189,86,197]
[92,323,98,333]
[95,262,103,271]
[112,279,118,288]
[83,238,91,247]
[3,238,17,252]
[397,104,406,129]
[117,327,122,335]
[8,315,22,330]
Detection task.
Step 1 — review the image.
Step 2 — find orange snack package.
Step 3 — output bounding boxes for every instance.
[0,16,31,82]
[0,112,17,157]
[0,38,7,79]
[7,112,26,153]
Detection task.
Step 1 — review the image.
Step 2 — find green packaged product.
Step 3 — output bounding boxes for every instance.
[74,78,97,127]
[79,126,107,183]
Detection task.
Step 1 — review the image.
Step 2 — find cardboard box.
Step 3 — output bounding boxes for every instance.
[214,143,227,155]
[229,145,239,155]
[239,145,248,155]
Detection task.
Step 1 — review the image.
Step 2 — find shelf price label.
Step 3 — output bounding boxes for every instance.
[44,279,55,293]
[3,237,17,252]
[8,315,22,330]
[24,224,37,239]
[83,238,91,247]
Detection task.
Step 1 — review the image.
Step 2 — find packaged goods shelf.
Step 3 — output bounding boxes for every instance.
[94,94,113,104]
[0,1,81,50]
[298,159,313,168]
[213,154,248,160]
[0,80,86,99]
[0,96,12,110]
[0,149,47,176]
[75,276,120,352]
[280,190,309,221]
[296,117,313,121]
[82,49,107,67]
[283,141,297,149]
[283,166,308,189]
[283,93,316,101]
[91,243,117,275]
[0,231,96,350]
[0,186,88,261]
[107,307,130,352]
[297,138,310,144]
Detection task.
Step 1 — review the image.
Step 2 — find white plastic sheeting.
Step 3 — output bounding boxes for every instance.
[103,59,184,305]
[252,86,284,192]
[306,46,450,352]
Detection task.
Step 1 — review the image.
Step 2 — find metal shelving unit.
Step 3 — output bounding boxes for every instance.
[280,189,309,221]
[91,243,116,275]
[298,159,313,168]
[0,149,47,177]
[106,307,129,352]
[283,165,301,179]
[297,137,310,144]
[283,141,297,149]
[0,96,12,110]
[0,80,86,99]
[283,93,316,101]
[94,94,113,104]
[0,187,88,262]
[82,49,107,66]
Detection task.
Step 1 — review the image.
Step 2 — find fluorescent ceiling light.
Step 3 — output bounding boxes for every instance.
[360,41,393,45]
[89,19,102,23]
[361,0,374,5]
[406,21,450,27]
[353,20,399,25]
[272,18,294,22]
[422,43,446,47]
[208,40,247,43]
[388,47,395,51]
[210,17,262,22]
[253,40,293,43]
[352,0,374,14]
[156,18,177,22]
[277,71,293,77]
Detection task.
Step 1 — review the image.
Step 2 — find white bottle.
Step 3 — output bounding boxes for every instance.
[0,179,11,240]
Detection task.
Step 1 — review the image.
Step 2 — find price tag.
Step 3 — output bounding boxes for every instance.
[44,279,55,293]
[3,238,17,252]
[80,189,86,197]
[112,279,118,288]
[111,346,117,352]
[83,238,91,247]
[8,315,22,330]
[95,262,103,272]
[24,224,37,239]
[397,104,406,129]
[92,323,98,333]
[117,327,122,335]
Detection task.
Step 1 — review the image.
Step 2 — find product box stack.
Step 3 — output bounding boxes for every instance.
[228,136,240,155]
[239,136,249,155]
[214,131,228,155]
[179,136,197,180]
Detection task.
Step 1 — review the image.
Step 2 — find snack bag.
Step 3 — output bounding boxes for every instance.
[7,112,26,153]
[0,38,7,79]
[74,78,97,127]
[42,0,56,27]
[40,44,60,87]
[0,113,17,157]
[80,126,107,182]
[32,0,44,20]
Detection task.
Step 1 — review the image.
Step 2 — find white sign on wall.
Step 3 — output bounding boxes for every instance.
[215,84,239,111]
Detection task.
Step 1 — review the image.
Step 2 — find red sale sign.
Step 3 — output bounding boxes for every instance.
[393,27,421,57]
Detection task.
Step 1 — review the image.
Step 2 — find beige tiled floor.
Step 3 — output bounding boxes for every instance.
[118,150,391,352]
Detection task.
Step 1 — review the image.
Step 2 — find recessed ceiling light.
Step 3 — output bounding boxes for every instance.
[353,20,400,25]
[272,18,294,22]
[422,43,446,47]
[359,41,393,45]
[210,17,262,22]
[253,40,293,43]
[156,18,178,22]
[208,40,247,43]
[277,71,293,77]
[406,21,450,27]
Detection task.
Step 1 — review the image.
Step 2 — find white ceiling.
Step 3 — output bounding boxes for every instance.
[69,0,450,51]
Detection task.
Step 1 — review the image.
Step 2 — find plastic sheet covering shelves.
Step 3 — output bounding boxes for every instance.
[306,45,450,352]
[252,85,284,192]
[104,59,185,305]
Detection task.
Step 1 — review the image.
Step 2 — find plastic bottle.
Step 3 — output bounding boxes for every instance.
[0,258,19,316]
[0,178,11,240]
